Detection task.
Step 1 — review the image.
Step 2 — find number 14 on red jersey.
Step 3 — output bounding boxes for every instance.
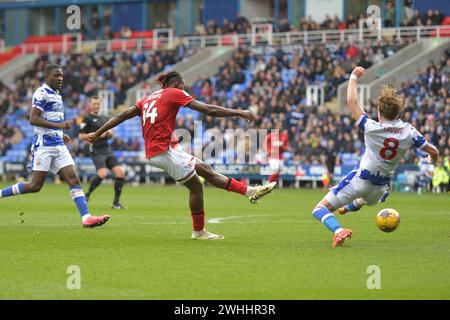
[142,100,158,126]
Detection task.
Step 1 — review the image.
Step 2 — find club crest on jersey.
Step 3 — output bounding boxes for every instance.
[35,91,44,101]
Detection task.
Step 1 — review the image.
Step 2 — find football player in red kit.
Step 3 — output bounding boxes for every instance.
[87,71,277,240]
[264,122,289,183]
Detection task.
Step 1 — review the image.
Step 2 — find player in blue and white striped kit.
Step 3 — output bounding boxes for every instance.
[0,64,109,228]
[312,66,439,248]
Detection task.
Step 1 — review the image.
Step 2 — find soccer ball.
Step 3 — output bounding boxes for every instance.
[376,208,400,232]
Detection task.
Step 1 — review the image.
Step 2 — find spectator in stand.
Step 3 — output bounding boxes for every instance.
[346,41,360,59]
[278,18,291,33]
[89,9,101,39]
[120,25,133,39]
[433,10,444,25]
[103,25,113,40]
[111,137,126,151]
[103,8,111,28]
[235,12,250,33]
[403,0,414,25]
[385,1,396,27]
[195,22,206,35]
[346,14,358,29]
[411,9,423,26]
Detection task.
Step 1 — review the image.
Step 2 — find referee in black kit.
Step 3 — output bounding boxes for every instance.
[321,139,340,185]
[78,96,126,209]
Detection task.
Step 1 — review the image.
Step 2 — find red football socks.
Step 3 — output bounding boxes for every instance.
[268,173,280,183]
[225,178,247,195]
[191,211,205,231]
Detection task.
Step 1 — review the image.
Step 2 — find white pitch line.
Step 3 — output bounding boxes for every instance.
[208,215,273,224]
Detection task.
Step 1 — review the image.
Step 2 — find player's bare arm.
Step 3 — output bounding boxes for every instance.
[29,107,72,130]
[347,66,365,121]
[187,100,255,123]
[87,106,139,142]
[79,130,112,142]
[63,134,71,145]
[422,143,439,165]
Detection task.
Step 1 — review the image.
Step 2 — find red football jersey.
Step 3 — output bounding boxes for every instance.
[264,131,289,160]
[135,87,194,158]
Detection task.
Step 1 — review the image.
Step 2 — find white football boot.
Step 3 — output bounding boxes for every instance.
[249,182,277,204]
[191,229,225,240]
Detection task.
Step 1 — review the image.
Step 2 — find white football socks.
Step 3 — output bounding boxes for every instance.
[245,186,257,197]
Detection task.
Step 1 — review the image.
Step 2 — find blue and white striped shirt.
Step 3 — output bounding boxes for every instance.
[31,83,64,147]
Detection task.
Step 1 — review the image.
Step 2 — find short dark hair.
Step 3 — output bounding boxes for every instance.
[155,71,183,88]
[44,64,62,77]
[90,95,101,101]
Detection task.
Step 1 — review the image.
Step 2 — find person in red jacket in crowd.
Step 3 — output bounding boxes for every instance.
[264,122,289,184]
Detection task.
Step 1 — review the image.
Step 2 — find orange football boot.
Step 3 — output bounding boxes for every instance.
[332,228,353,248]
[83,215,110,228]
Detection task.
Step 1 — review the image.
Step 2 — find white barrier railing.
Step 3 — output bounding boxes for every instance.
[306,85,324,107]
[184,25,448,49]
[136,88,148,102]
[98,90,115,114]
[357,84,372,107]
[8,25,450,57]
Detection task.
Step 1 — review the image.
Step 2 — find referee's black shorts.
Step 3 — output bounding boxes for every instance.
[91,152,120,171]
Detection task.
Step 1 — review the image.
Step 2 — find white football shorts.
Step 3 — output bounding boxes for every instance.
[149,146,197,184]
[31,145,75,174]
[269,158,284,173]
[325,169,386,209]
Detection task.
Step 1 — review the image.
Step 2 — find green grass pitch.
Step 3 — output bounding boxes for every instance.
[0,183,449,299]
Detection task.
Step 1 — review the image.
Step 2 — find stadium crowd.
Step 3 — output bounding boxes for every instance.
[0,48,187,158]
[81,1,447,41]
[189,1,447,36]
[0,26,448,191]
[190,39,409,166]
[187,45,449,192]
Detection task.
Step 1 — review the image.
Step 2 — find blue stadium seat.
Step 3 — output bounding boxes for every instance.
[315,74,325,82]
[210,76,217,87]
[244,70,253,83]
[231,83,242,94]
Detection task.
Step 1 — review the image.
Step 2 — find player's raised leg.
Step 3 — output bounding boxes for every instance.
[0,171,47,198]
[312,197,352,248]
[338,198,365,215]
[184,174,224,240]
[111,164,126,209]
[58,165,109,228]
[195,160,277,203]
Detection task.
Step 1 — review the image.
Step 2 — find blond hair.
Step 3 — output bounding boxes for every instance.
[378,85,404,120]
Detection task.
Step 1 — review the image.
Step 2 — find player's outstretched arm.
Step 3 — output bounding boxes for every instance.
[347,66,366,121]
[79,131,112,142]
[87,106,139,142]
[187,100,254,123]
[422,143,439,165]
[29,107,72,130]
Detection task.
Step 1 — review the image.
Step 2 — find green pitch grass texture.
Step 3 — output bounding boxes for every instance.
[0,183,448,299]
